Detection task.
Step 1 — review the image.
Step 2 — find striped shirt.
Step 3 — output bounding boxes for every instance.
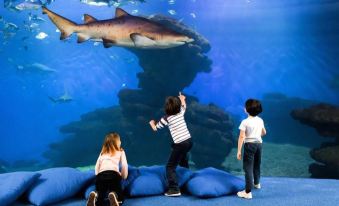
[156,106,191,144]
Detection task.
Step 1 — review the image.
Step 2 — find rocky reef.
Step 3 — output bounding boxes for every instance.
[260,93,322,147]
[44,15,234,169]
[291,103,339,179]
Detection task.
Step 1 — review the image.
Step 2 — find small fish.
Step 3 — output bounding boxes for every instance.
[168,0,175,5]
[190,13,196,18]
[29,13,46,22]
[15,2,42,11]
[109,54,119,61]
[56,29,60,33]
[132,9,138,14]
[17,65,24,70]
[93,42,100,46]
[123,57,135,63]
[168,10,176,15]
[122,83,126,87]
[5,22,19,31]
[30,23,40,29]
[29,63,57,72]
[35,32,48,39]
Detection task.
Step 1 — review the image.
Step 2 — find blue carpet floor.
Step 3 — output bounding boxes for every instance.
[15,177,339,206]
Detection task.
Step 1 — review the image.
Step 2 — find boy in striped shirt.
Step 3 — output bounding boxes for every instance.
[149,92,193,197]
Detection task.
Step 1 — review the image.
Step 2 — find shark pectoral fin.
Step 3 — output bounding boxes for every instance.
[102,38,116,48]
[48,96,57,103]
[115,8,130,18]
[77,33,90,43]
[130,33,156,48]
[83,14,97,24]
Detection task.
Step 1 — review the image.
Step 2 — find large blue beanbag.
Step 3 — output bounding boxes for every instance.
[127,165,192,197]
[84,165,140,199]
[0,172,40,206]
[186,167,245,198]
[26,167,94,206]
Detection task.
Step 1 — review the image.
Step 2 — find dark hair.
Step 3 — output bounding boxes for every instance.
[165,96,181,116]
[245,99,263,116]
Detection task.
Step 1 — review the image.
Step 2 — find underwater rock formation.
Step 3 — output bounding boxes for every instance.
[44,15,234,169]
[260,93,322,147]
[291,103,339,179]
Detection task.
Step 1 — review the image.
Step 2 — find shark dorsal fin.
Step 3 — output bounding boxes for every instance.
[115,8,130,18]
[84,14,97,23]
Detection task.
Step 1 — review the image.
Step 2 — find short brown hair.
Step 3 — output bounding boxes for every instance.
[165,96,181,116]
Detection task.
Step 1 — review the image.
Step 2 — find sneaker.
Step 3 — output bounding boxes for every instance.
[108,192,119,206]
[86,191,97,206]
[164,188,181,197]
[237,190,252,199]
[254,183,261,189]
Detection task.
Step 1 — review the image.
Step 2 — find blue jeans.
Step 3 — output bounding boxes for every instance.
[243,143,262,193]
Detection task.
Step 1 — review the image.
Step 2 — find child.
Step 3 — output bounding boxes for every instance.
[237,99,266,199]
[87,132,128,206]
[149,92,193,197]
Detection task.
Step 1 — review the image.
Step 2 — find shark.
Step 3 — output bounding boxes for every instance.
[42,7,194,49]
[48,91,72,103]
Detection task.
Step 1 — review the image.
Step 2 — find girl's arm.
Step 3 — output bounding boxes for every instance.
[120,150,128,179]
[237,130,246,160]
[94,155,101,175]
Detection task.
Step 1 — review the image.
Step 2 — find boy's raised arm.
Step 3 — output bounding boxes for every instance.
[179,92,186,109]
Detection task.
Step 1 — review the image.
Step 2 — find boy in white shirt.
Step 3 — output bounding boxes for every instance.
[237,99,266,199]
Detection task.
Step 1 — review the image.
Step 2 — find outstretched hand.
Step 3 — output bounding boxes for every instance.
[178,92,186,101]
[149,120,157,131]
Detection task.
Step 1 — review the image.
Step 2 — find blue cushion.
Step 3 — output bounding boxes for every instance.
[0,172,40,206]
[84,165,140,199]
[26,167,94,205]
[127,165,192,197]
[186,167,245,198]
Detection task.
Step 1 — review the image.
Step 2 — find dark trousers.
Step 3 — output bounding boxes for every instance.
[243,143,262,193]
[96,170,124,206]
[166,138,193,190]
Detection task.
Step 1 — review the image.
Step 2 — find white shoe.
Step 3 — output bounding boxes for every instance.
[254,183,261,189]
[237,190,252,199]
[86,191,97,206]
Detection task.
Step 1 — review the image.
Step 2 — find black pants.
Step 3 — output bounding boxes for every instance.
[166,138,193,190]
[96,170,124,206]
[243,143,262,193]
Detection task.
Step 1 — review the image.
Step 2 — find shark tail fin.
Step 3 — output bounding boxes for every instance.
[42,6,77,40]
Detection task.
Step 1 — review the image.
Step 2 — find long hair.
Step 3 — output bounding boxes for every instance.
[100,132,122,155]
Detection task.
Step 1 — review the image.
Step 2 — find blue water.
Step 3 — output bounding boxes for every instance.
[0,0,338,171]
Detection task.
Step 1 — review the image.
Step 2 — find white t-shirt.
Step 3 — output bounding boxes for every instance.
[239,116,265,143]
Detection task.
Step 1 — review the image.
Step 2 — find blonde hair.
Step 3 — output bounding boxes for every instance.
[100,132,122,155]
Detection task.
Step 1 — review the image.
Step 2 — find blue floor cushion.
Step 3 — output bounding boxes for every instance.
[26,167,94,206]
[186,167,245,198]
[0,171,40,206]
[127,166,192,197]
